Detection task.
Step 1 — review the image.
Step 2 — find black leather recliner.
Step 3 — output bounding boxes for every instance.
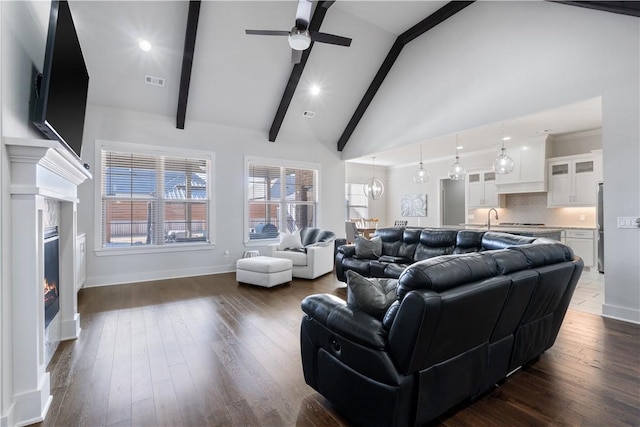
[301,242,583,426]
[335,227,537,282]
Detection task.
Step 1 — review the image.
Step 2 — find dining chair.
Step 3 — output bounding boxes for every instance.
[345,221,360,244]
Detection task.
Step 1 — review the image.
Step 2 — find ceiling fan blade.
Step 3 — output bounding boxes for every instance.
[310,32,352,47]
[295,0,312,29]
[245,29,290,36]
[291,49,303,64]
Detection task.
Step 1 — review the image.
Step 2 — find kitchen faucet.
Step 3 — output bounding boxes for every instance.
[487,208,499,230]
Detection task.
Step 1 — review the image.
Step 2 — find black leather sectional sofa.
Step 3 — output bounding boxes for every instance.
[303,229,583,426]
[335,227,545,282]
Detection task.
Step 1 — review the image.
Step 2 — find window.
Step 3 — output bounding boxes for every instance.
[345,182,369,220]
[100,145,212,249]
[246,158,318,241]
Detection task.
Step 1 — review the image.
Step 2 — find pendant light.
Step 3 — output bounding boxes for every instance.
[492,124,514,174]
[448,135,466,180]
[413,143,429,183]
[363,157,384,199]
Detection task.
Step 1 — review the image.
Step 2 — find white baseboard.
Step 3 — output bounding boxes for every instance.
[84,264,236,287]
[10,374,52,427]
[60,314,81,340]
[602,303,640,324]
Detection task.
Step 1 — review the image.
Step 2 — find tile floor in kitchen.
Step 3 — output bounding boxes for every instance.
[570,267,605,316]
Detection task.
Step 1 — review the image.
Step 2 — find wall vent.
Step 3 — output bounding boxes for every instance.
[302,110,315,118]
[145,75,165,87]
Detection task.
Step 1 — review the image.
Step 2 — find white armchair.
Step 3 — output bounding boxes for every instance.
[267,227,336,279]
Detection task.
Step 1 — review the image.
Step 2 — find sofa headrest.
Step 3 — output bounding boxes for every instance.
[397,253,498,299]
[376,227,404,241]
[511,243,573,267]
[300,227,335,247]
[486,249,530,274]
[481,232,536,250]
[419,229,458,247]
[456,230,485,249]
[402,228,422,243]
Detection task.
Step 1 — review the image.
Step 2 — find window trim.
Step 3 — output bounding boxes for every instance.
[244,155,320,246]
[94,139,216,255]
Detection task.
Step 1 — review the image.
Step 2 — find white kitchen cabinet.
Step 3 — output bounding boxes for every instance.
[564,229,596,268]
[496,135,548,193]
[547,152,601,207]
[467,171,500,208]
[76,233,86,291]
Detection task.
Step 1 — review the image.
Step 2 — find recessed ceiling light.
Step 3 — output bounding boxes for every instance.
[310,85,320,95]
[139,39,152,52]
[456,146,464,150]
[502,136,511,141]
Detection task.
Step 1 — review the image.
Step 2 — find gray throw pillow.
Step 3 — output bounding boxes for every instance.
[354,235,382,259]
[346,270,398,318]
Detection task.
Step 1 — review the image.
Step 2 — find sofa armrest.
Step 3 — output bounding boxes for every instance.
[301,294,387,349]
[266,243,279,256]
[337,244,356,257]
[304,244,335,278]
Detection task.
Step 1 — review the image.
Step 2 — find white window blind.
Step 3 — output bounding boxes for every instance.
[247,161,317,241]
[101,149,210,248]
[345,182,369,220]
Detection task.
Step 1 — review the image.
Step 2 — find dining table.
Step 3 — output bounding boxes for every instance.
[356,227,377,239]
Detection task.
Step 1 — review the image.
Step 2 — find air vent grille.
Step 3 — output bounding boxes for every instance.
[145,75,165,87]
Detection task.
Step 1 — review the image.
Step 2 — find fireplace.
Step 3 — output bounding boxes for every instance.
[5,137,91,426]
[44,227,60,329]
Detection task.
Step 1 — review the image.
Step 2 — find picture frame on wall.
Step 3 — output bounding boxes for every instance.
[401,194,427,217]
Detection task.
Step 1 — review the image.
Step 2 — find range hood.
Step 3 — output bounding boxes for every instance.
[495,135,548,194]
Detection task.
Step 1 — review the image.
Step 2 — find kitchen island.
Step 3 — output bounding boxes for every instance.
[461,224,563,241]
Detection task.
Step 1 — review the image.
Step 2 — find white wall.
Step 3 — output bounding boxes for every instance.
[79,105,345,286]
[548,129,602,158]
[342,2,640,324]
[386,149,498,227]
[1,1,52,424]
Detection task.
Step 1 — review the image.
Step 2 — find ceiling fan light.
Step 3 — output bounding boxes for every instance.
[288,27,311,50]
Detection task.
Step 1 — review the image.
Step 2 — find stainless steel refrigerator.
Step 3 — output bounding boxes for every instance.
[597,182,604,273]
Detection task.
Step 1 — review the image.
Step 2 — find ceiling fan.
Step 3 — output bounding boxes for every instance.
[245,0,352,64]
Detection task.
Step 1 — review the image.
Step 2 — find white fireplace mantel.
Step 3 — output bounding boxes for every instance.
[5,137,91,197]
[3,137,91,426]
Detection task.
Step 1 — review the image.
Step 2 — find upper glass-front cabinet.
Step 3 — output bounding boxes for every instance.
[547,153,601,207]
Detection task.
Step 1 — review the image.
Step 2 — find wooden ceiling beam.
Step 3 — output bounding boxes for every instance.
[549,1,640,17]
[269,1,335,142]
[337,1,474,152]
[176,1,201,130]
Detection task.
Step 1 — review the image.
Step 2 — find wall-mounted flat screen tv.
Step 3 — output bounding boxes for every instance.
[33,0,89,160]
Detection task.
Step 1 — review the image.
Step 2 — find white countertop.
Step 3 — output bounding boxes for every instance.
[462,224,596,231]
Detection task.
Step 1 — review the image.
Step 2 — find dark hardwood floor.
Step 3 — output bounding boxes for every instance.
[36,272,640,426]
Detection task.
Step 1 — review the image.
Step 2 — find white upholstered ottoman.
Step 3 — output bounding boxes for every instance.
[236,256,293,288]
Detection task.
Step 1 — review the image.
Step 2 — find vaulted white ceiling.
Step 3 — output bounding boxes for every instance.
[69,1,604,166]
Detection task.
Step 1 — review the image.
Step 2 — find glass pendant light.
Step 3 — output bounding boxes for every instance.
[413,143,429,183]
[363,157,384,199]
[492,125,514,174]
[448,136,466,180]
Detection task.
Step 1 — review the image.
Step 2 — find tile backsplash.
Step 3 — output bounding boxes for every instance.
[470,193,596,227]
